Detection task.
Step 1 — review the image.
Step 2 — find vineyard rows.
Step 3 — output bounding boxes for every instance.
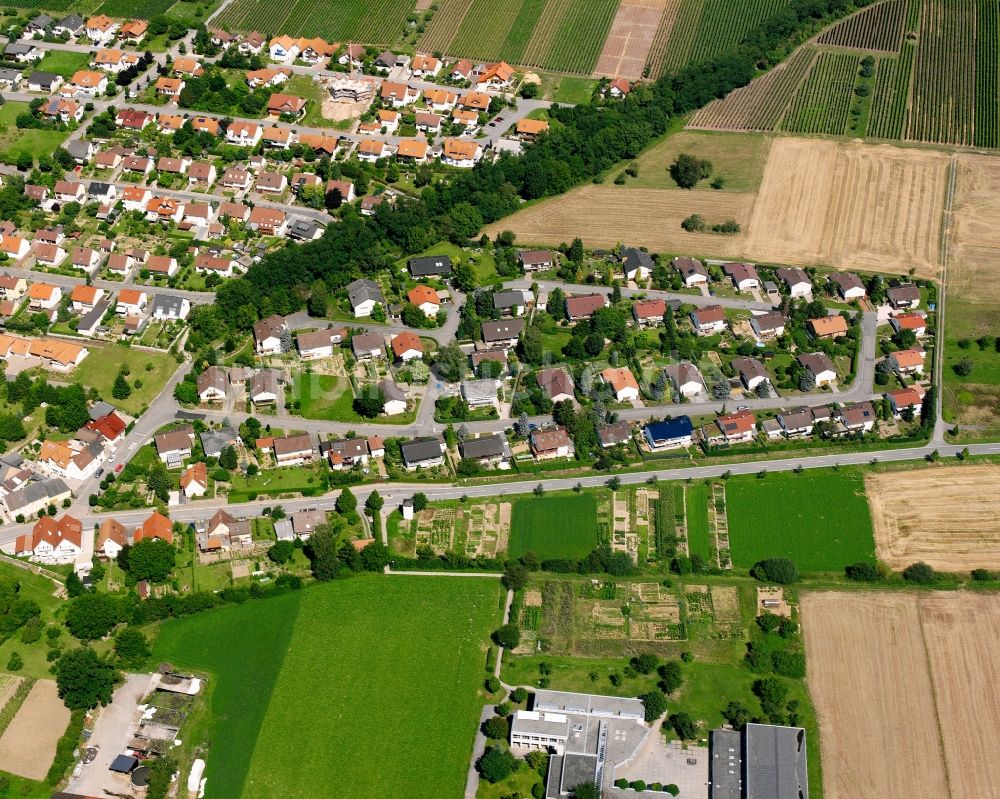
[817,0,909,53]
[687,45,816,131]
[215,0,413,45]
[449,0,525,61]
[2,0,87,9]
[782,51,859,135]
[687,0,788,66]
[657,0,704,75]
[866,45,914,139]
[521,0,573,67]
[99,0,173,18]
[906,0,976,146]
[498,0,547,63]
[525,0,619,73]
[974,0,999,147]
[418,0,474,54]
[643,0,683,79]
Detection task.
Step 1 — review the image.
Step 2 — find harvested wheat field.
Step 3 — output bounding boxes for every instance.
[745,138,948,277]
[485,185,754,254]
[866,464,1000,570]
[0,679,70,779]
[594,0,672,81]
[804,591,1000,799]
[802,592,948,799]
[949,154,1000,303]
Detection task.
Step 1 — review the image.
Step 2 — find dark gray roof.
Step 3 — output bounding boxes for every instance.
[377,378,405,402]
[710,729,742,799]
[5,43,36,55]
[622,246,654,272]
[0,68,23,82]
[400,437,444,465]
[57,14,84,30]
[745,724,808,799]
[28,14,53,27]
[89,401,115,420]
[482,318,524,342]
[492,290,524,309]
[78,298,109,331]
[288,218,324,240]
[597,421,631,447]
[459,433,505,460]
[88,181,112,196]
[352,330,385,354]
[200,427,237,457]
[408,255,452,277]
[28,71,60,87]
[66,141,94,159]
[151,294,187,316]
[346,278,384,308]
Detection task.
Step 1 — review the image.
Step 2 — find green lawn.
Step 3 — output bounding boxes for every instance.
[551,76,598,105]
[293,372,354,421]
[0,103,70,165]
[284,74,333,128]
[72,345,177,416]
[509,493,599,560]
[33,51,91,79]
[685,483,712,561]
[725,470,876,571]
[228,465,325,502]
[151,576,502,799]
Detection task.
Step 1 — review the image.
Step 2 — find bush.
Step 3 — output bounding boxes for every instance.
[903,561,936,584]
[668,712,697,740]
[639,689,668,721]
[511,687,528,703]
[751,557,799,584]
[666,784,680,796]
[845,561,880,581]
[485,675,501,693]
[481,715,509,739]
[493,623,521,649]
[971,568,994,581]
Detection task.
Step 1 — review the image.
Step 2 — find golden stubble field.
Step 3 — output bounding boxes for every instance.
[0,679,71,779]
[803,591,1000,799]
[484,184,756,254]
[866,464,1000,570]
[948,153,1000,304]
[744,137,949,277]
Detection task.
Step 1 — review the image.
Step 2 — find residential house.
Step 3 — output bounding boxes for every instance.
[92,48,139,73]
[565,293,607,321]
[410,53,441,77]
[70,284,103,311]
[119,19,147,43]
[673,256,709,287]
[53,14,85,38]
[26,71,62,93]
[172,57,203,77]
[690,305,727,335]
[4,43,41,63]
[253,314,288,355]
[663,362,706,399]
[116,108,152,129]
[180,462,208,498]
[461,378,499,409]
[414,111,442,134]
[400,437,446,470]
[346,278,384,317]
[632,299,668,327]
[154,427,194,467]
[246,67,291,88]
[450,58,473,80]
[492,289,530,316]
[391,331,424,361]
[441,139,483,168]
[134,511,173,544]
[321,437,370,470]
[146,255,178,277]
[424,87,457,112]
[460,91,491,112]
[197,365,227,402]
[221,166,252,191]
[408,255,451,278]
[296,327,346,360]
[96,518,127,559]
[477,61,515,89]
[151,294,190,320]
[643,416,694,450]
[838,401,878,432]
[407,284,440,317]
[750,311,786,341]
[892,313,927,337]
[723,262,759,292]
[597,421,632,449]
[14,515,82,564]
[732,357,769,392]
[27,283,61,310]
[378,379,407,415]
[481,318,524,350]
[357,138,387,162]
[516,118,549,139]
[85,14,118,43]
[155,76,185,97]
[54,180,85,202]
[778,408,814,437]
[226,120,263,147]
[396,139,429,163]
[267,93,307,118]
[352,331,385,360]
[255,171,288,193]
[188,162,217,186]
[35,242,67,269]
[886,386,924,417]
[887,284,920,309]
[530,426,574,460]
[381,81,420,107]
[115,289,147,316]
[798,352,837,386]
[289,509,324,539]
[247,207,287,236]
[601,367,640,402]
[829,272,866,301]
[459,434,509,468]
[200,427,238,459]
[518,251,553,273]
[37,439,103,480]
[536,367,574,403]
[608,78,631,98]
[887,348,925,376]
[710,410,757,444]
[271,434,315,466]
[777,267,812,298]
[621,247,653,281]
[250,369,280,405]
[808,315,849,339]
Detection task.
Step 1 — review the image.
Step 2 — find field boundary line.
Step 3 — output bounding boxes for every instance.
[915,595,957,799]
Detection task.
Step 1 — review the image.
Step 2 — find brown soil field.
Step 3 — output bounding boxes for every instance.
[0,679,71,780]
[745,138,949,277]
[593,0,671,81]
[484,184,754,253]
[802,592,949,799]
[804,591,1000,799]
[948,154,1000,304]
[866,464,1000,570]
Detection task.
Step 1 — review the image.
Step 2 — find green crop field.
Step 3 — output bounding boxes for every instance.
[684,483,712,561]
[509,493,598,560]
[421,0,618,74]
[782,50,859,134]
[724,470,876,571]
[151,576,502,799]
[214,0,414,46]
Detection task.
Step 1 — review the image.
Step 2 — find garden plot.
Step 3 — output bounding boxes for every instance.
[464,501,512,558]
[414,506,460,552]
[610,492,639,561]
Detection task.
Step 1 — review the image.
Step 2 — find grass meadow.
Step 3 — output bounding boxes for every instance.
[72,345,177,416]
[684,483,712,561]
[509,492,599,560]
[724,469,876,571]
[0,103,70,165]
[151,577,501,799]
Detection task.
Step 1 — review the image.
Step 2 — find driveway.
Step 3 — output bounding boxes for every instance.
[66,673,155,797]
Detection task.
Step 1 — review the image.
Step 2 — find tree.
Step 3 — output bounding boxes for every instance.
[127,539,176,583]
[670,153,712,188]
[412,492,428,512]
[336,487,357,515]
[681,213,706,232]
[971,568,994,581]
[54,648,122,710]
[365,490,384,516]
[568,237,584,263]
[482,715,509,739]
[502,561,528,591]
[65,571,85,598]
[668,712,697,740]
[267,540,294,564]
[954,357,974,377]
[112,371,132,400]
[640,690,668,722]
[493,623,521,649]
[750,557,799,584]
[657,660,683,694]
[219,445,238,470]
[353,388,384,418]
[477,746,515,783]
[306,524,340,581]
[174,381,198,404]
[573,784,600,799]
[434,342,466,382]
[65,593,121,640]
[722,700,752,730]
[113,627,151,668]
[903,561,936,584]
[146,461,171,503]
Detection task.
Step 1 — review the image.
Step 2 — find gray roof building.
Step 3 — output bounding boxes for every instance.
[408,255,452,277]
[400,437,445,468]
[56,13,84,32]
[709,724,808,799]
[200,427,237,458]
[27,71,60,90]
[597,421,631,448]
[151,294,189,319]
[352,330,385,357]
[459,433,507,461]
[66,140,94,162]
[77,299,109,334]
[3,477,70,513]
[4,43,37,57]
[346,278,384,309]
[378,378,405,403]
[0,68,23,84]
[460,378,498,406]
[482,318,524,344]
[492,290,527,311]
[288,218,324,240]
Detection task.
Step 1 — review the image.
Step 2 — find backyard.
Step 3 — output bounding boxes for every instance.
[151,576,502,798]
[508,492,599,561]
[0,103,70,165]
[34,50,90,78]
[724,469,876,571]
